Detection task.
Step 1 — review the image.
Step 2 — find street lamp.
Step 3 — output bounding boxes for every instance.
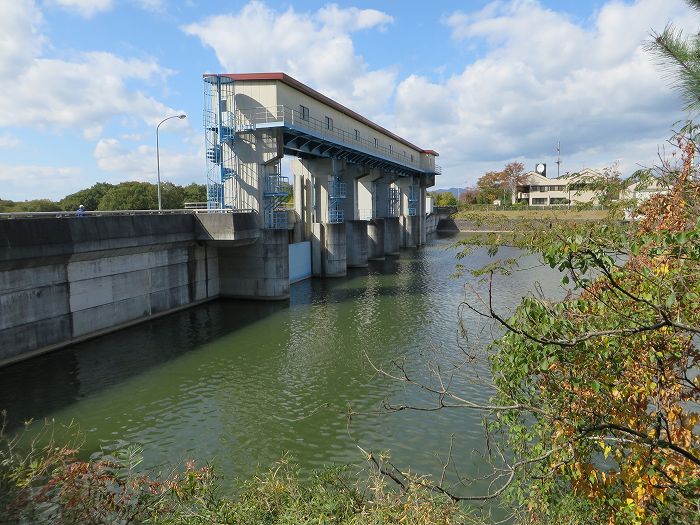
[156,114,187,211]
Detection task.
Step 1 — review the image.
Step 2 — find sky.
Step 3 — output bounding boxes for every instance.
[0,0,696,201]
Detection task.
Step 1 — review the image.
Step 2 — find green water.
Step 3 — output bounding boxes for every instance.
[0,235,557,494]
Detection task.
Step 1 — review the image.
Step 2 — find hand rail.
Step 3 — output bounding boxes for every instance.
[235,105,437,173]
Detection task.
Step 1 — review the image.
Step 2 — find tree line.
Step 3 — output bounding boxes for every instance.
[0,181,207,213]
[430,161,527,206]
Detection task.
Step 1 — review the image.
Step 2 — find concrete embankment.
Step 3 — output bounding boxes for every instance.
[0,213,287,366]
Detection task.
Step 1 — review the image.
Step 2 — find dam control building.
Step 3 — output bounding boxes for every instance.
[203,72,440,273]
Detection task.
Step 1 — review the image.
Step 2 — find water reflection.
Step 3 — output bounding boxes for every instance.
[0,234,563,494]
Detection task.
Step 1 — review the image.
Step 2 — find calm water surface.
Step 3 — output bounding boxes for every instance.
[0,234,560,494]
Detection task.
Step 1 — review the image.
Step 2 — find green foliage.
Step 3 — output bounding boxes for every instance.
[59,182,113,211]
[0,199,62,213]
[182,183,206,204]
[1,181,208,213]
[647,0,700,112]
[432,191,458,206]
[453,136,700,524]
[97,181,158,210]
[0,422,473,525]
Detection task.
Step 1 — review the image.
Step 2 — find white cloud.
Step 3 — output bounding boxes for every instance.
[0,0,44,78]
[182,1,397,116]
[47,0,113,18]
[0,52,180,129]
[0,164,83,200]
[0,133,21,148]
[0,2,184,135]
[316,4,393,32]
[393,0,695,189]
[94,137,200,186]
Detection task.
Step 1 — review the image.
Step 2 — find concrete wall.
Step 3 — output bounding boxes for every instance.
[0,215,216,365]
[0,213,291,366]
[426,213,440,235]
[276,82,422,165]
[218,229,289,300]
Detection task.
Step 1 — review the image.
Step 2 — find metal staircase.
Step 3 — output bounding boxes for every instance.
[387,186,400,217]
[263,164,289,229]
[328,176,347,223]
[408,184,418,216]
[204,76,238,209]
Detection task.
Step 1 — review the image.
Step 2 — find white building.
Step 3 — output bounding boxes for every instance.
[515,168,609,206]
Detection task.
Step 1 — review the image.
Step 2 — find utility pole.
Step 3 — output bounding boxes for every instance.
[555,141,562,179]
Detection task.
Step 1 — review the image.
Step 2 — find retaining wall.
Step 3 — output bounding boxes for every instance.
[0,214,288,366]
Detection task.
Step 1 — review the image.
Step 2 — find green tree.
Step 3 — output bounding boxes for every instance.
[160,181,185,209]
[647,0,700,111]
[433,191,458,206]
[182,183,207,204]
[59,182,113,212]
[97,182,158,210]
[11,200,62,212]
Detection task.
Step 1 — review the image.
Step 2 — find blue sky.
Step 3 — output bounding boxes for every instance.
[0,0,695,200]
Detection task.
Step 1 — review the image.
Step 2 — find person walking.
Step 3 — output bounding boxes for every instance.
[75,204,86,217]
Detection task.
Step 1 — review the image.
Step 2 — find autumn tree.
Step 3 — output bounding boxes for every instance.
[503,161,525,204]
[475,162,526,204]
[372,133,700,524]
[476,170,509,203]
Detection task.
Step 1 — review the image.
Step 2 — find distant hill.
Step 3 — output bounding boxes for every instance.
[431,187,465,199]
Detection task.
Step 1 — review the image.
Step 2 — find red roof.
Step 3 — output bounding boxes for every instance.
[203,72,438,157]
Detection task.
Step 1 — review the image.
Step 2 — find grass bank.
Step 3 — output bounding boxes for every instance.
[454,208,610,221]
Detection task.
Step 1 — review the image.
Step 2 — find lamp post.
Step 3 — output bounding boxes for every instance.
[156,114,187,211]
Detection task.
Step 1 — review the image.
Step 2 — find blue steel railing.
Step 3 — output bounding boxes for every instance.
[234,105,441,174]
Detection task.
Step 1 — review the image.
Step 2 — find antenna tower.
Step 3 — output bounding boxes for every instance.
[555,141,562,178]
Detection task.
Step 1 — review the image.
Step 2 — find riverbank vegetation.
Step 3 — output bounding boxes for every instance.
[0,181,206,213]
[0,419,473,525]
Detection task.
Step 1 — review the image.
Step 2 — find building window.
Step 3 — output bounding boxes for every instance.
[325,116,333,130]
[374,138,379,148]
[220,99,227,112]
[300,105,309,121]
[539,186,548,192]
[354,129,360,140]
[410,154,414,162]
[389,144,393,153]
[532,198,547,205]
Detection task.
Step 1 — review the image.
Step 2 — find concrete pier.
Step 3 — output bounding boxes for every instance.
[323,222,347,277]
[346,220,368,268]
[384,218,401,255]
[367,218,385,260]
[218,229,289,300]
